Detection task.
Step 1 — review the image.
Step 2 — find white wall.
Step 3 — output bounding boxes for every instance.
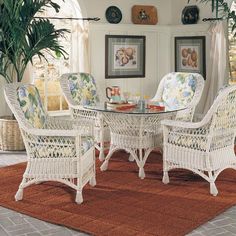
[83,0,172,25]
[0,78,12,117]
[87,1,216,112]
[89,24,171,101]
[83,0,213,25]
[89,22,211,112]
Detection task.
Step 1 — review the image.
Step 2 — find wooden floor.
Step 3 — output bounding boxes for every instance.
[0,151,236,236]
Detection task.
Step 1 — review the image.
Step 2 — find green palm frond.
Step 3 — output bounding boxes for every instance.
[24,18,69,63]
[0,0,68,83]
[188,0,236,36]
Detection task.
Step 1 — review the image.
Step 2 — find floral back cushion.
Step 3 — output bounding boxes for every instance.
[162,72,197,109]
[17,85,46,128]
[68,73,99,106]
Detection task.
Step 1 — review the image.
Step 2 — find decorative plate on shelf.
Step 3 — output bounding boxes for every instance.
[105,6,122,24]
[181,5,199,24]
[132,5,158,25]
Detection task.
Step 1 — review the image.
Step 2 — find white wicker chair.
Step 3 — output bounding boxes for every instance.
[151,72,205,122]
[161,85,236,196]
[4,83,96,204]
[60,73,110,161]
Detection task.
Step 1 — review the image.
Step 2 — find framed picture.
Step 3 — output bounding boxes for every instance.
[105,35,146,78]
[175,36,206,79]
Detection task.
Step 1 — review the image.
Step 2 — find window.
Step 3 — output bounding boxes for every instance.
[229,1,236,82]
[33,0,85,113]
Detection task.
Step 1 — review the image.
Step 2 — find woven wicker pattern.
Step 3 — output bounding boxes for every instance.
[60,73,110,161]
[4,83,96,204]
[100,112,175,179]
[151,72,205,121]
[0,116,25,151]
[162,85,236,196]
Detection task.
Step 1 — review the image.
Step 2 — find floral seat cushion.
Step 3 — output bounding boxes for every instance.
[162,72,197,109]
[17,85,46,128]
[68,73,99,106]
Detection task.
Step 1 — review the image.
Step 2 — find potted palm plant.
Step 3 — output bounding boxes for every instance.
[0,0,68,150]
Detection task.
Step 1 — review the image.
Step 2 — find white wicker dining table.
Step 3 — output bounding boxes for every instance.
[84,103,184,179]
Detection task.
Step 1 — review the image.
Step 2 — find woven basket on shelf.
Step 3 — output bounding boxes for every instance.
[0,116,25,151]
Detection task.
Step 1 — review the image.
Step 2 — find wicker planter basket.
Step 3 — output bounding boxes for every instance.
[0,116,25,151]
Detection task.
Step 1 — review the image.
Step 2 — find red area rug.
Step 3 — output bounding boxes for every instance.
[0,151,236,236]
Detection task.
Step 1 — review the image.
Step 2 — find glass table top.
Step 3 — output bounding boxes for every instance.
[84,102,185,115]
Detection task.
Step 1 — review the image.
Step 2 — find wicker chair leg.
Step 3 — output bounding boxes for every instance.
[100,146,117,171]
[98,151,105,162]
[210,182,218,196]
[89,176,96,187]
[162,171,170,184]
[100,160,109,171]
[75,190,83,204]
[98,124,105,162]
[15,188,24,201]
[138,167,145,179]
[128,154,135,162]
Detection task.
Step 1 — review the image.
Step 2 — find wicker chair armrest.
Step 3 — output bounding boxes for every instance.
[46,117,93,131]
[161,119,203,129]
[162,119,210,151]
[21,130,94,160]
[25,118,94,137]
[25,128,81,137]
[69,104,86,110]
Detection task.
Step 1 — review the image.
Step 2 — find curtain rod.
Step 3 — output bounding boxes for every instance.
[202,17,223,22]
[34,16,100,21]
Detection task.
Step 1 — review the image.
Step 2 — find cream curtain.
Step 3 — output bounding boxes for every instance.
[203,21,228,114]
[70,20,90,73]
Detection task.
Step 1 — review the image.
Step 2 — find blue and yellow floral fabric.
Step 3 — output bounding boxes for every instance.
[162,72,197,109]
[17,85,46,128]
[68,73,99,106]
[81,136,94,154]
